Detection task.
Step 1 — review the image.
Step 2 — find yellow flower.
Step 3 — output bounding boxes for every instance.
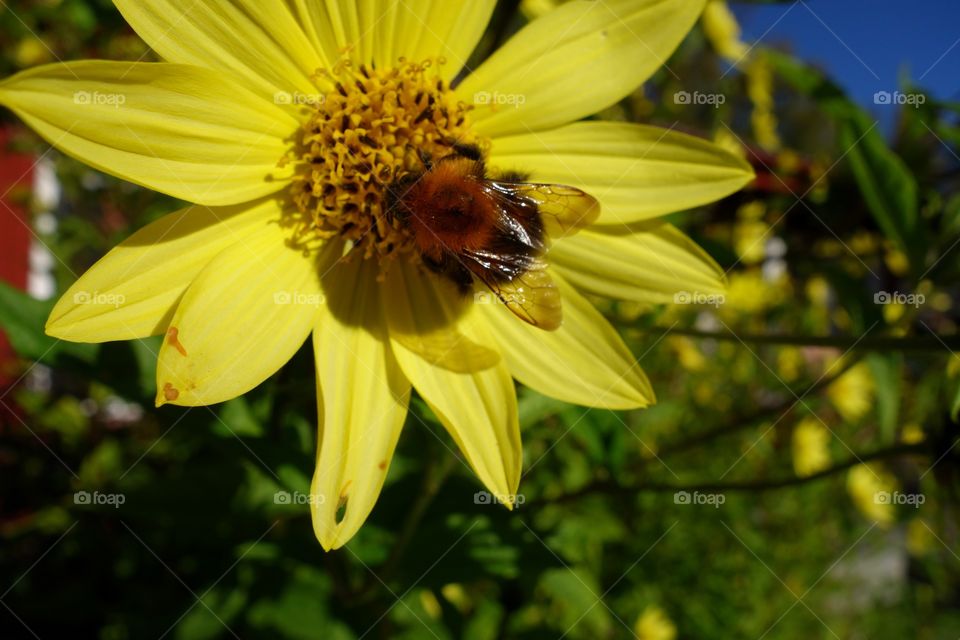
[702,1,783,153]
[906,518,934,557]
[0,0,752,549]
[713,128,747,160]
[702,0,750,64]
[733,203,768,269]
[668,336,707,372]
[901,423,924,444]
[776,346,803,382]
[15,38,54,68]
[827,360,874,423]
[791,418,831,477]
[883,301,907,324]
[746,54,781,152]
[721,270,786,315]
[846,464,897,526]
[884,247,910,276]
[805,277,831,306]
[634,605,677,640]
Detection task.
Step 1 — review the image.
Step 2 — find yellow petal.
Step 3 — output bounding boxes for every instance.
[551,224,726,303]
[0,61,297,206]
[489,122,755,224]
[156,222,321,407]
[457,0,706,137]
[293,0,376,67]
[46,199,280,342]
[383,262,499,373]
[311,257,410,551]
[115,0,329,99]
[390,304,522,505]
[481,272,654,409]
[370,1,497,80]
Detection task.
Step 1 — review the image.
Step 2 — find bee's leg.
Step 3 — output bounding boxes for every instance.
[384,175,420,223]
[450,263,475,296]
[422,253,474,295]
[417,148,433,171]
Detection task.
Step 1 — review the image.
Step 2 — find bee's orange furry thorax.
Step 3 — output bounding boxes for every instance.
[402,158,497,257]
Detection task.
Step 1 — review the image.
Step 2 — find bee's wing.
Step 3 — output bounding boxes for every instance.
[486,182,599,241]
[463,249,562,331]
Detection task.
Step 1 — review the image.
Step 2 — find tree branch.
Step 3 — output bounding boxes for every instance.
[545,442,928,504]
[648,327,960,352]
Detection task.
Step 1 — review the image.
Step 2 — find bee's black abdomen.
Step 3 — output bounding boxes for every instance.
[497,170,531,183]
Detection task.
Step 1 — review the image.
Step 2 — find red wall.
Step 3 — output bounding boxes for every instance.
[0,127,34,390]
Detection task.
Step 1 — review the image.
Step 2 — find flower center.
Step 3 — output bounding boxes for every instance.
[289,58,483,269]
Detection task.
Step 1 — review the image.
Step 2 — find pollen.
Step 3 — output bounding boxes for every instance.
[289,58,484,270]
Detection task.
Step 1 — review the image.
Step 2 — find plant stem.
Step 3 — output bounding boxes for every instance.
[650,327,960,352]
[352,450,458,603]
[546,442,928,504]
[657,357,861,458]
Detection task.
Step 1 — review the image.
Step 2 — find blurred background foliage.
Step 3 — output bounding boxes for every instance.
[1,0,959,638]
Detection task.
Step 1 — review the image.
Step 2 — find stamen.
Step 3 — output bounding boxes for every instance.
[288,57,484,270]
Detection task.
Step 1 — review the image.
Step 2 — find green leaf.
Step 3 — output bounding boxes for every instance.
[942,193,960,239]
[130,335,161,392]
[951,378,960,423]
[868,354,902,442]
[174,586,248,640]
[537,568,613,638]
[518,388,567,426]
[218,396,265,438]
[841,113,924,267]
[767,51,925,269]
[0,281,98,364]
[765,50,857,119]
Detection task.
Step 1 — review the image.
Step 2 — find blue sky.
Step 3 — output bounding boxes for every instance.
[732,0,960,115]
